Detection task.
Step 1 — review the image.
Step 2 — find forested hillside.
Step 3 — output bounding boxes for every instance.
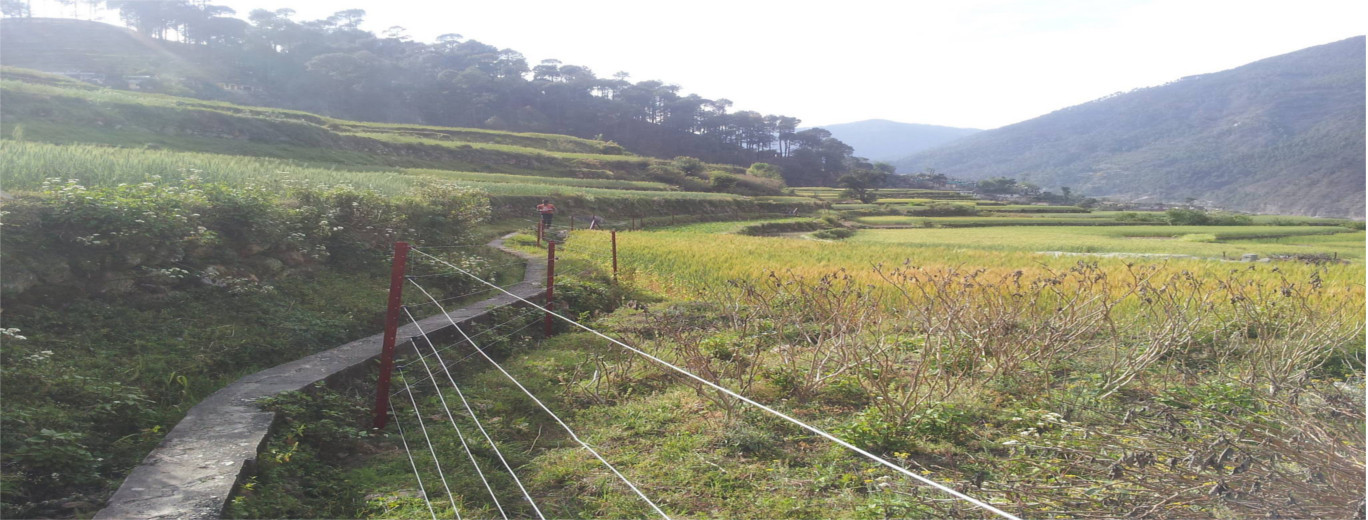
[0,13,862,186]
[894,37,1366,218]
[812,119,980,162]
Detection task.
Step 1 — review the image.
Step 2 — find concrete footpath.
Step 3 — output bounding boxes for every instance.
[96,234,546,520]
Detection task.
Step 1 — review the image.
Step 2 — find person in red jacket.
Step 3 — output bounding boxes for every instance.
[536,199,556,227]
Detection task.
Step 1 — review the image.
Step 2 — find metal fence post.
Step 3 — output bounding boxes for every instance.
[373,241,409,429]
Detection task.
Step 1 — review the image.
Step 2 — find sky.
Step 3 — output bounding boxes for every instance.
[27,0,1368,129]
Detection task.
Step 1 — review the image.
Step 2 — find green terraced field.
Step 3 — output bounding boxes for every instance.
[851,225,1363,260]
[855,215,1125,226]
[407,168,674,191]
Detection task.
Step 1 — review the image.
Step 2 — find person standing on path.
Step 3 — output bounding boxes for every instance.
[537,199,557,228]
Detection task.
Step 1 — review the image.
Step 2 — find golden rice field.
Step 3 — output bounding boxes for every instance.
[553,224,1365,306]
[852,225,1365,259]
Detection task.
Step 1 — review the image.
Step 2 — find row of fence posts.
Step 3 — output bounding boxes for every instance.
[538,211,786,239]
[372,209,797,426]
[373,225,620,428]
[540,215,650,248]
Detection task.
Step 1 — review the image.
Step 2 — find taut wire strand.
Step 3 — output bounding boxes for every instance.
[402,307,526,520]
[399,367,462,519]
[409,247,1019,520]
[407,276,671,520]
[390,401,439,520]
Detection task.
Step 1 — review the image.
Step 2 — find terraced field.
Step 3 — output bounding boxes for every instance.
[3,64,1363,520]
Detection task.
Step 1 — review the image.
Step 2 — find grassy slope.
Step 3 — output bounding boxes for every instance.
[266,221,1364,519]
[1,69,824,220]
[0,67,799,517]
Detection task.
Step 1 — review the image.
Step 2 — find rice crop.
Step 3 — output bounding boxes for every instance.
[520,220,1364,520]
[657,217,824,234]
[856,215,1124,226]
[554,227,1363,304]
[852,226,1363,260]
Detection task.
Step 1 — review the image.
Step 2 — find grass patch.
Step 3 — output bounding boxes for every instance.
[0,140,419,194]
[407,168,673,191]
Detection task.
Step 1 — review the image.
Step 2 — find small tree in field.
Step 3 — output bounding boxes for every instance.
[747,162,783,180]
[672,156,706,178]
[839,169,889,203]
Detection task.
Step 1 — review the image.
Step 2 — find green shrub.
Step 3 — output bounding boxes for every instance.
[908,202,978,217]
[710,172,739,191]
[1208,212,1253,226]
[1,179,488,304]
[258,384,371,451]
[736,220,827,236]
[646,164,685,184]
[556,276,623,320]
[1165,209,1253,226]
[672,156,706,177]
[1165,208,1210,225]
[812,228,855,240]
[226,385,371,519]
[1115,211,1166,223]
[746,162,783,181]
[838,403,978,454]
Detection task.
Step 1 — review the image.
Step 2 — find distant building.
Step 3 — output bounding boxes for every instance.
[218,82,261,93]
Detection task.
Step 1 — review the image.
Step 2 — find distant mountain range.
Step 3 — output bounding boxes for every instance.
[893,36,1365,218]
[804,119,980,162]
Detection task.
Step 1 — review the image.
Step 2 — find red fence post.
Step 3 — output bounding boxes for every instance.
[610,230,618,283]
[570,215,575,231]
[373,241,409,429]
[544,241,556,337]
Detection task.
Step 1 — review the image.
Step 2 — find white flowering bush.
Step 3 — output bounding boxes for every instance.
[0,178,490,302]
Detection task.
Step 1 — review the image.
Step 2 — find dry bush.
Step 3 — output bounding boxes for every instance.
[730,270,886,399]
[875,262,1126,382]
[1212,267,1365,395]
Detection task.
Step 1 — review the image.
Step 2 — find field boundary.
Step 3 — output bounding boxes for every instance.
[94,233,546,520]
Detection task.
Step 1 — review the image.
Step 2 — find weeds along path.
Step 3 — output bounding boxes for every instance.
[95,233,546,520]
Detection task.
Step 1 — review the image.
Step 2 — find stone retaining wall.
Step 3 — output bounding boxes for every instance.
[96,235,545,519]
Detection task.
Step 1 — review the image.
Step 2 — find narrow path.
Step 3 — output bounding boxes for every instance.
[96,233,544,520]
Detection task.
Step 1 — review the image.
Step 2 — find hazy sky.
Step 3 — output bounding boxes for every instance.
[31,0,1367,129]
